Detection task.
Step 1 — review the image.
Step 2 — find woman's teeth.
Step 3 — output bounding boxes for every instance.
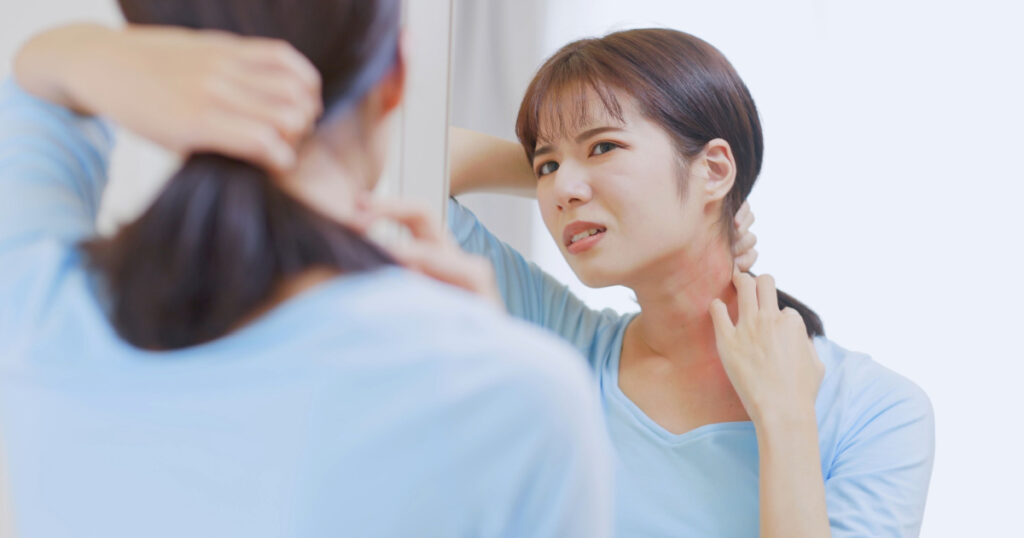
[570,229,603,244]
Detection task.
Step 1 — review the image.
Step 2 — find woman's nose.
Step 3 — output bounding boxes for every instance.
[553,164,592,211]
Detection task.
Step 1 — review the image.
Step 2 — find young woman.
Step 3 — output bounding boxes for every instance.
[10,19,933,538]
[449,29,935,537]
[0,1,616,536]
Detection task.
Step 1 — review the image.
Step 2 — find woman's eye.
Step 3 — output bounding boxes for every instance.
[591,141,619,156]
[537,161,559,176]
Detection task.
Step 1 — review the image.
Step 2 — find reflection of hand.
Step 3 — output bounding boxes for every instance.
[354,198,505,310]
[732,201,758,272]
[708,269,823,426]
[14,23,322,172]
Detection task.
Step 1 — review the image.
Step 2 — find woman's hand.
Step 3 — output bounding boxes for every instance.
[709,270,830,537]
[353,198,505,309]
[732,201,758,272]
[708,270,823,425]
[14,23,321,172]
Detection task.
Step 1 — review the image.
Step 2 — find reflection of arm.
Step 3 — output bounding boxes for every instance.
[449,127,537,197]
[447,198,620,366]
[824,372,934,537]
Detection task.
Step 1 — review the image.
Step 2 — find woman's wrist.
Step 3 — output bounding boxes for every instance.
[750,401,818,438]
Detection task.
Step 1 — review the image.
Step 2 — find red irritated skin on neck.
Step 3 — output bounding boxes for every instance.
[563,220,607,254]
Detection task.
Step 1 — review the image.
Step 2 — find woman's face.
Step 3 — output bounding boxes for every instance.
[532,89,712,289]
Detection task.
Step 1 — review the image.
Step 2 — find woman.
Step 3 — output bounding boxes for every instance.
[12,20,933,538]
[449,29,935,537]
[0,1,615,536]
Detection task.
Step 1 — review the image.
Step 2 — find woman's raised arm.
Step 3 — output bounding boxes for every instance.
[449,126,537,197]
[14,23,321,172]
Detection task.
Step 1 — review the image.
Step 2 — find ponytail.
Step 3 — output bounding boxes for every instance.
[776,287,824,338]
[83,154,393,350]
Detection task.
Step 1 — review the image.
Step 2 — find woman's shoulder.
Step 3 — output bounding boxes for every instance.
[815,336,931,413]
[813,336,934,463]
[0,240,94,340]
[318,267,597,373]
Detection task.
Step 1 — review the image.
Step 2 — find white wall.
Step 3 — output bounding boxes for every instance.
[515,1,1022,536]
[450,0,548,256]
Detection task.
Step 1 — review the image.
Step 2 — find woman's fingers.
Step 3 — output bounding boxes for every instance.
[755,273,779,313]
[242,38,322,94]
[734,248,758,273]
[733,268,758,322]
[389,236,503,308]
[732,230,757,258]
[192,112,295,171]
[361,199,448,245]
[213,74,319,144]
[735,200,755,234]
[708,298,735,339]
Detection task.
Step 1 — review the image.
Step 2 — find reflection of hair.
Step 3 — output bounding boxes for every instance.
[85,0,401,350]
[517,28,823,336]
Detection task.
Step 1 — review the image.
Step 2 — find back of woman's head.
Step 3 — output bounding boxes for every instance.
[517,28,823,336]
[117,0,401,110]
[87,0,401,350]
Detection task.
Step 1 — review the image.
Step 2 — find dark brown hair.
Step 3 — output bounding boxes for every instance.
[516,28,823,336]
[85,0,401,350]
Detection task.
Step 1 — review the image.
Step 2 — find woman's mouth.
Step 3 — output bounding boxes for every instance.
[563,221,607,254]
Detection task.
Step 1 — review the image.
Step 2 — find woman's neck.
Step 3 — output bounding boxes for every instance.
[261,134,374,307]
[628,233,738,370]
[276,135,370,226]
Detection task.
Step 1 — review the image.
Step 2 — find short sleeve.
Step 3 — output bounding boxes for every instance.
[824,371,935,537]
[0,77,114,253]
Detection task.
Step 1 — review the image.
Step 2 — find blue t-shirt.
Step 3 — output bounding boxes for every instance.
[0,79,615,538]
[450,198,935,537]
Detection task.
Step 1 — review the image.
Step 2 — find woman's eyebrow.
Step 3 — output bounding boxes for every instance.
[575,126,625,143]
[533,126,626,163]
[533,144,555,161]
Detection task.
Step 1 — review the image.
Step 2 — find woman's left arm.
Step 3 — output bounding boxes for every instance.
[710,271,830,538]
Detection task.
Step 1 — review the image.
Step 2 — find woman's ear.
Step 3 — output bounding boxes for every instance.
[360,32,406,124]
[379,32,406,115]
[701,138,736,202]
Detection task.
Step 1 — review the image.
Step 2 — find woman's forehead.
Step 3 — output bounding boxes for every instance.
[534,85,639,146]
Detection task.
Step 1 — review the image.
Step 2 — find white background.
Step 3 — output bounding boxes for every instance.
[3,1,1023,536]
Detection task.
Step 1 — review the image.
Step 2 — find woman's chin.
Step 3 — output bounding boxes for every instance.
[570,264,624,290]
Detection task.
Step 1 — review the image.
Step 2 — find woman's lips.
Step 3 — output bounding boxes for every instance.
[563,221,607,254]
[566,229,605,254]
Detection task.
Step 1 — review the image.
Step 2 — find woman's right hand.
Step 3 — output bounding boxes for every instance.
[708,270,824,426]
[352,197,505,310]
[13,23,322,172]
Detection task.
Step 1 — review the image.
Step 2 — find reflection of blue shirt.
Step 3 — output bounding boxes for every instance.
[450,199,935,537]
[0,79,614,538]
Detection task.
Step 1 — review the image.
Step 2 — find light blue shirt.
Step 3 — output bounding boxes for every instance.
[0,79,614,538]
[450,198,935,537]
